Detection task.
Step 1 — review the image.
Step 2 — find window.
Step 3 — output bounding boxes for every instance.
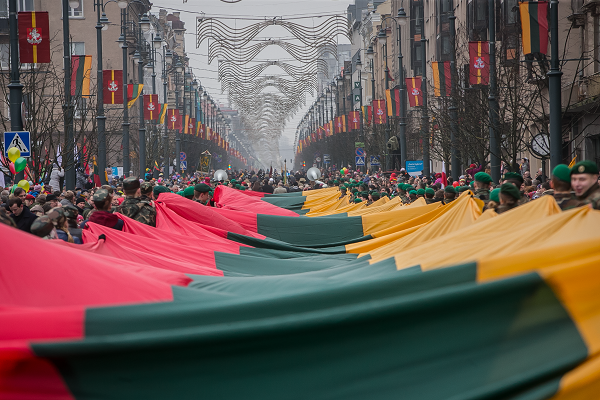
[18,0,34,11]
[69,0,83,18]
[0,1,7,18]
[503,0,519,25]
[71,42,85,56]
[0,43,8,69]
[74,97,87,119]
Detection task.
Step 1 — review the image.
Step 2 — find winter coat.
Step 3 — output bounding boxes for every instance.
[48,166,64,192]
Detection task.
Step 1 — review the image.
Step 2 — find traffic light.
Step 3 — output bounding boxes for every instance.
[228,164,232,169]
[302,161,306,167]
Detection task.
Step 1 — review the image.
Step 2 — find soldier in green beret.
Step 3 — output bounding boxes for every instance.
[117,177,156,227]
[153,185,170,200]
[397,184,410,204]
[443,185,457,204]
[193,183,214,206]
[502,171,529,205]
[353,197,363,203]
[496,183,521,214]
[424,187,435,204]
[408,190,418,202]
[570,160,600,209]
[473,172,493,204]
[416,188,425,197]
[542,164,579,210]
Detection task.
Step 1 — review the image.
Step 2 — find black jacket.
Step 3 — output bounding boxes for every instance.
[11,206,37,233]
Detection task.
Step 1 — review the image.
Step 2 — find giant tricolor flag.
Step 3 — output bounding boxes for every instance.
[18,11,50,63]
[71,55,92,98]
[406,77,423,107]
[167,109,182,131]
[519,1,549,55]
[103,70,123,104]
[362,105,372,126]
[432,61,452,97]
[385,87,401,117]
[143,94,158,120]
[372,100,386,125]
[469,41,490,85]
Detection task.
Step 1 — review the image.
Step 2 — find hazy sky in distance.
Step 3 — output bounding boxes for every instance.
[150,0,354,166]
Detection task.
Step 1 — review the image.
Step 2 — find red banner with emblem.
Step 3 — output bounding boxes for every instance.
[406,77,423,107]
[167,109,181,131]
[103,70,123,104]
[349,111,360,131]
[143,94,158,120]
[18,12,50,63]
[469,41,490,85]
[372,100,387,125]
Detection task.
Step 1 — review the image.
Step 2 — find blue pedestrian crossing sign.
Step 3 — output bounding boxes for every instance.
[4,131,31,157]
[370,156,380,166]
[181,160,187,170]
[355,156,365,166]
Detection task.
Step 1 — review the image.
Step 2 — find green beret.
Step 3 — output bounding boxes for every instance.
[372,192,380,200]
[194,183,211,193]
[351,188,358,193]
[122,177,140,191]
[153,185,170,196]
[416,188,425,195]
[444,186,456,194]
[458,186,470,193]
[230,179,237,184]
[503,172,524,184]
[551,164,571,182]
[92,188,110,202]
[30,216,54,237]
[469,181,474,187]
[409,190,418,195]
[380,192,388,197]
[407,186,416,192]
[474,172,492,183]
[183,186,195,197]
[176,190,184,196]
[425,188,435,195]
[340,178,345,183]
[500,182,521,200]
[353,198,363,203]
[571,160,599,175]
[333,180,339,184]
[340,186,347,192]
[490,188,500,203]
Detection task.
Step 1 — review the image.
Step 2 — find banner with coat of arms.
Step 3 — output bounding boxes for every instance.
[469,41,490,85]
[103,70,123,104]
[143,94,158,120]
[18,12,50,63]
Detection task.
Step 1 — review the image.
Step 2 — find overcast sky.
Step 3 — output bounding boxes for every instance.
[149,0,354,166]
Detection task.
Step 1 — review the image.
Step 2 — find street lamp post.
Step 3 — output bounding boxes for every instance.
[420,1,430,177]
[136,13,150,178]
[8,0,24,183]
[63,0,76,189]
[394,8,408,168]
[163,47,172,177]
[488,0,500,182]
[449,9,460,181]
[117,5,130,178]
[94,0,109,184]
[378,28,391,171]
[548,0,562,169]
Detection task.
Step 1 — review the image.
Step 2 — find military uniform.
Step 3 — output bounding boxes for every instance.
[577,183,600,210]
[117,196,156,226]
[474,188,490,203]
[117,177,157,227]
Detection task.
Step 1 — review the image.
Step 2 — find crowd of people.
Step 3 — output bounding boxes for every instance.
[1,159,599,243]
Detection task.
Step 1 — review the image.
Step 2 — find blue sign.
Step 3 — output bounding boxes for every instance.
[370,156,380,166]
[355,156,365,166]
[355,147,365,157]
[181,160,187,170]
[406,160,424,176]
[180,152,186,161]
[3,131,31,157]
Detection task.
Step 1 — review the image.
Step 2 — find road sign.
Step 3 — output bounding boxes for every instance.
[4,131,31,157]
[181,160,187,170]
[406,160,424,176]
[370,156,380,166]
[355,147,365,157]
[354,82,360,89]
[354,94,361,103]
[355,156,365,166]
[180,152,186,161]
[315,157,321,162]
